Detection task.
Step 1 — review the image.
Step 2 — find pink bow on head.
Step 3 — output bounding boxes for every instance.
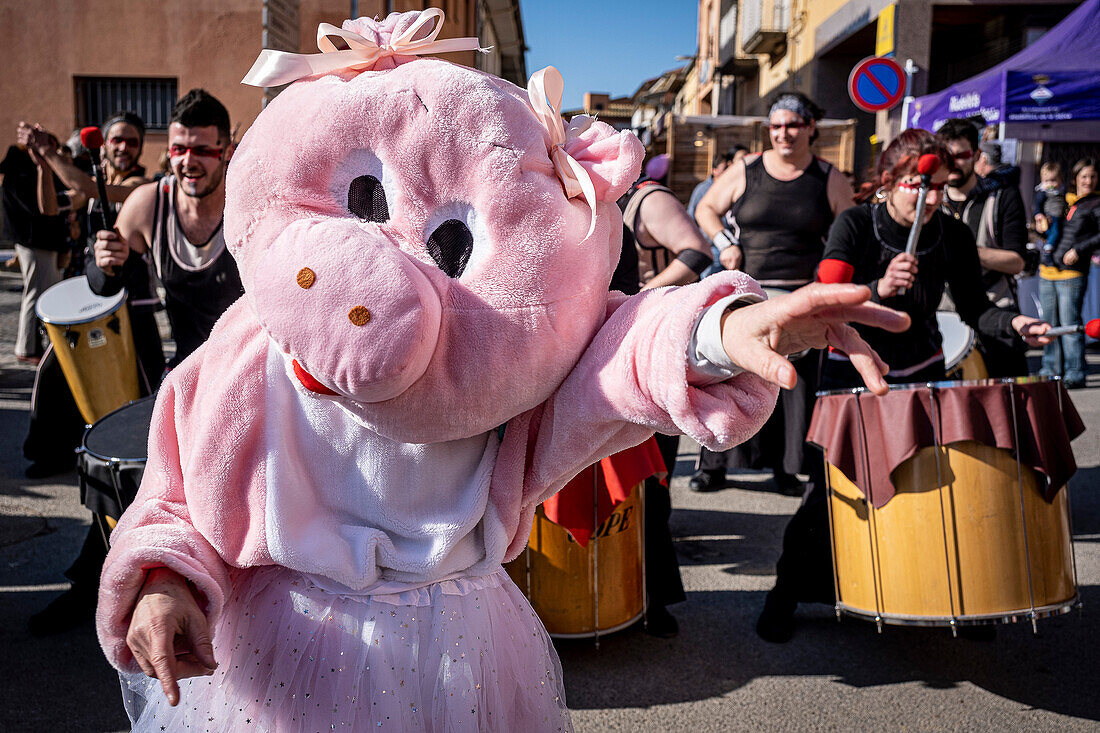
[242,8,488,87]
[528,67,600,239]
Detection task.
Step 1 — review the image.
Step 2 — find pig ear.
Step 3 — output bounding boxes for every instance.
[562,117,644,203]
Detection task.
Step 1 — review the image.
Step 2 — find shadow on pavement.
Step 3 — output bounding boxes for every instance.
[558,583,1100,722]
[559,462,1100,722]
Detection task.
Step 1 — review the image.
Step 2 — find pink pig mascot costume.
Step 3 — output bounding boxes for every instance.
[96,10,779,731]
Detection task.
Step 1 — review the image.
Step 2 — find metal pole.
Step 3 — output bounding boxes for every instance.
[900,59,917,131]
[854,393,885,633]
[928,384,960,637]
[1008,382,1040,633]
[592,468,600,648]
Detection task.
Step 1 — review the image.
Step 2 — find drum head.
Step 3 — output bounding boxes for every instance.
[936,311,975,371]
[82,395,156,463]
[36,276,127,325]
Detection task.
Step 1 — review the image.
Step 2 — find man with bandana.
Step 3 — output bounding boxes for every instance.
[22,112,165,379]
[91,89,244,367]
[691,92,854,496]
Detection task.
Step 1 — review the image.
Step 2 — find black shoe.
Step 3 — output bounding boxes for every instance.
[25,461,75,479]
[645,605,679,638]
[756,589,797,643]
[27,586,97,637]
[689,469,725,493]
[1064,380,1086,390]
[772,471,804,496]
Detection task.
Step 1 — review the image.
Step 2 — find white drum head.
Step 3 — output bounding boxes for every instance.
[936,311,975,371]
[36,276,127,325]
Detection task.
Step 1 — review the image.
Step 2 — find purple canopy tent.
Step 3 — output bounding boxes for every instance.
[905,0,1100,141]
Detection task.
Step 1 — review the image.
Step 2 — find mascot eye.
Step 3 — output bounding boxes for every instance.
[426,219,473,278]
[348,175,389,223]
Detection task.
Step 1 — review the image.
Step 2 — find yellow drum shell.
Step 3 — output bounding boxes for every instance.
[43,303,139,424]
[828,440,1076,621]
[946,348,988,381]
[506,484,645,637]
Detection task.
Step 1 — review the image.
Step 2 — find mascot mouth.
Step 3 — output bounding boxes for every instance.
[292,359,339,396]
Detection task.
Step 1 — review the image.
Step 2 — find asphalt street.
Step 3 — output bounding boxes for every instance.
[0,261,1097,732]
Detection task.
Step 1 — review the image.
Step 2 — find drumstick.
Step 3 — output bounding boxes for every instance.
[79,127,116,231]
[1044,319,1100,338]
[898,154,941,297]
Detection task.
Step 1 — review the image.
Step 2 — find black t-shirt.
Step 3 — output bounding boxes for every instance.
[0,145,68,251]
[823,203,1017,371]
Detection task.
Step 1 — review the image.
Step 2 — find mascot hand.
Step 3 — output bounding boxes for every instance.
[126,568,217,707]
[721,283,910,395]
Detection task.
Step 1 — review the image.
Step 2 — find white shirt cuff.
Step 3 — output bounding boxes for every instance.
[687,292,765,386]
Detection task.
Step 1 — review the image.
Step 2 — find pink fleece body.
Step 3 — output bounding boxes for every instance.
[96,11,778,677]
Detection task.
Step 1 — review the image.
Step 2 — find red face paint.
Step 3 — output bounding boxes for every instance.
[168,144,225,160]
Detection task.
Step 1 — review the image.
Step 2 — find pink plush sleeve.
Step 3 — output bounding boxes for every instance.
[523,271,779,507]
[95,379,233,673]
[95,301,273,673]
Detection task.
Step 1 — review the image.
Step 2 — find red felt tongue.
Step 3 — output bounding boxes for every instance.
[292,360,338,395]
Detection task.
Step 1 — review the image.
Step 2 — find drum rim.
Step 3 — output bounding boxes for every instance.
[834,597,1079,627]
[80,395,156,463]
[35,277,128,325]
[935,311,976,371]
[546,609,646,639]
[816,375,1060,398]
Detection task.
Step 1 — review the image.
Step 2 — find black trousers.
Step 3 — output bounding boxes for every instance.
[646,433,686,608]
[699,350,821,477]
[769,359,947,606]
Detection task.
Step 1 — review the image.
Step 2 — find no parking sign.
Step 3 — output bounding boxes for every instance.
[848,56,906,113]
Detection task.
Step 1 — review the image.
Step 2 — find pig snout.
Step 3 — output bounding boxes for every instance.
[252,219,442,402]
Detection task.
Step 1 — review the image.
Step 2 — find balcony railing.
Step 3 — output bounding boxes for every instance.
[740,0,788,56]
[719,1,757,76]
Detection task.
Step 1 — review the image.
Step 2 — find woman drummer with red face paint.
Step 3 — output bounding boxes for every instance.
[755,129,1052,644]
[815,129,1050,388]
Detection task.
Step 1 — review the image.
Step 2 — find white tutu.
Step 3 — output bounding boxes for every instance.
[121,565,571,732]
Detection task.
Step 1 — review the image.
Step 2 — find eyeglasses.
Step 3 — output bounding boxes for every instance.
[950,150,974,160]
[897,180,946,193]
[168,144,225,161]
[769,122,807,131]
[108,136,141,147]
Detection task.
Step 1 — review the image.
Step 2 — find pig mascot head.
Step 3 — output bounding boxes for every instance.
[227,9,643,443]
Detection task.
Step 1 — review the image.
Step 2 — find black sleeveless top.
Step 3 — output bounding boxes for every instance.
[730,156,833,284]
[151,177,244,365]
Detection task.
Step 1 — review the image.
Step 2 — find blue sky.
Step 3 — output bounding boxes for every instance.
[521,1,700,110]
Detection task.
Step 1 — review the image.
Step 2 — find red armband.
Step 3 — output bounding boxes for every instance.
[817,258,854,284]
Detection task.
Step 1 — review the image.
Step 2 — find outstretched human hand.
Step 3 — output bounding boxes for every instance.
[126,567,217,707]
[721,283,910,396]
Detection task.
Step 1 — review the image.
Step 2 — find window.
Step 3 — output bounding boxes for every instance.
[74,77,178,132]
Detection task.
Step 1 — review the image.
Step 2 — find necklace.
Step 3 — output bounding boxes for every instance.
[870,203,944,256]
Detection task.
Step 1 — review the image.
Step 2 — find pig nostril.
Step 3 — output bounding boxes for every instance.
[297,268,316,289]
[348,306,371,326]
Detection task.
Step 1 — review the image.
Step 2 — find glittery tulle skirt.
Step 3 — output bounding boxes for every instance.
[119,565,572,732]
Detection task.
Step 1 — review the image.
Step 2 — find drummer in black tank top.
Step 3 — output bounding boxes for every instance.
[91,90,244,367]
[691,92,855,494]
